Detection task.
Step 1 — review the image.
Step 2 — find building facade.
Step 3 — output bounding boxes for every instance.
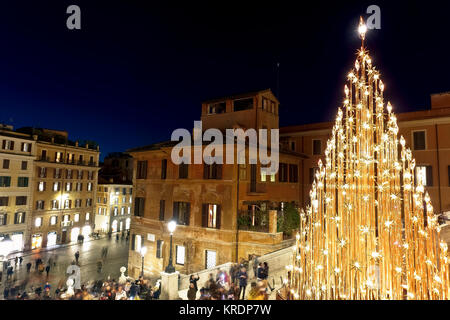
[127,89,307,278]
[20,128,100,249]
[0,125,36,253]
[94,181,132,234]
[280,91,450,224]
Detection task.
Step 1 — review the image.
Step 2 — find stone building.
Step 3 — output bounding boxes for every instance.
[127,89,307,278]
[0,125,36,253]
[16,128,100,249]
[94,178,132,234]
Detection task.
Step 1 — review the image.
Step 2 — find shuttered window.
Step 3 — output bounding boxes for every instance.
[161,159,167,179]
[179,163,189,179]
[413,131,426,150]
[134,197,145,217]
[279,163,288,182]
[159,200,165,221]
[136,161,148,179]
[203,164,222,179]
[156,240,163,258]
[202,204,221,229]
[173,202,190,225]
[289,164,299,183]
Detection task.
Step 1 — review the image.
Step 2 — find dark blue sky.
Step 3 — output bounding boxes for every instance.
[1,1,449,160]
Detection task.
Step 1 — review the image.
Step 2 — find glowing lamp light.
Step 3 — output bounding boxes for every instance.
[167,220,177,233]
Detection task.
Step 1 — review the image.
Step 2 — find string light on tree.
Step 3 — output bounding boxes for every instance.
[284,17,450,300]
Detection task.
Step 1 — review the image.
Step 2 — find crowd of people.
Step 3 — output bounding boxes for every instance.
[0,230,167,300]
[2,274,162,300]
[187,256,273,300]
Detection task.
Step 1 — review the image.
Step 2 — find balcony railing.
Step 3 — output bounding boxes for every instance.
[238,210,269,232]
[36,156,97,167]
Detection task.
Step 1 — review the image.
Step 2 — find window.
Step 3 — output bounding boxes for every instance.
[309,167,318,184]
[87,182,93,191]
[17,177,29,187]
[179,163,188,179]
[66,182,72,192]
[2,140,14,150]
[291,141,296,152]
[78,170,83,179]
[76,183,82,192]
[134,234,142,253]
[85,212,90,221]
[279,163,288,182]
[0,197,8,206]
[21,161,27,170]
[74,213,80,222]
[50,216,57,225]
[55,152,63,163]
[67,153,75,164]
[202,204,221,229]
[88,171,94,180]
[156,240,163,259]
[21,142,31,152]
[122,188,126,195]
[289,164,299,183]
[64,199,72,209]
[35,217,42,228]
[173,202,190,225]
[128,206,131,214]
[203,163,222,179]
[205,250,217,269]
[2,159,9,169]
[137,161,148,179]
[75,199,81,208]
[121,207,125,215]
[159,200,165,221]
[51,200,59,209]
[14,212,25,224]
[134,197,145,217]
[261,166,275,182]
[39,167,47,178]
[416,166,433,187]
[86,198,93,207]
[413,131,426,151]
[16,196,27,206]
[313,139,322,155]
[38,181,46,192]
[66,169,72,179]
[176,245,185,265]
[0,214,6,225]
[36,200,45,210]
[233,97,254,112]
[54,168,61,179]
[161,159,167,179]
[53,182,61,192]
[208,101,226,114]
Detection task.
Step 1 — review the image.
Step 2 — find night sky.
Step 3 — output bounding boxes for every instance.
[1,1,449,160]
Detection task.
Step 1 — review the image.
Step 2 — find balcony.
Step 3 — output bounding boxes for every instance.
[36,155,98,167]
[238,210,270,232]
[61,221,73,227]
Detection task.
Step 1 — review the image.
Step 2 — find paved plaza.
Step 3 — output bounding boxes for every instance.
[1,236,131,297]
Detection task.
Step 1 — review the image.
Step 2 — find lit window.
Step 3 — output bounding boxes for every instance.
[207,204,217,228]
[35,217,42,228]
[50,216,57,225]
[38,181,45,192]
[74,213,80,222]
[135,235,142,253]
[206,250,217,269]
[85,212,90,221]
[176,245,185,265]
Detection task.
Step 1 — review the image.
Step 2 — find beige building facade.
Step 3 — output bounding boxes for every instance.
[94,182,132,234]
[24,128,100,249]
[0,125,36,254]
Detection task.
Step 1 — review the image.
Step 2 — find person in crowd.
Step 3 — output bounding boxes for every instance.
[187,282,197,300]
[26,262,32,273]
[237,266,248,300]
[262,262,269,280]
[74,251,80,264]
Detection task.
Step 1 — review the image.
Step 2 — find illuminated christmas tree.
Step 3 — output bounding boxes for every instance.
[286,18,450,300]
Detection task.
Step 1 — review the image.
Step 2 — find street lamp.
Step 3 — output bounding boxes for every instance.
[140,246,147,278]
[164,220,177,273]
